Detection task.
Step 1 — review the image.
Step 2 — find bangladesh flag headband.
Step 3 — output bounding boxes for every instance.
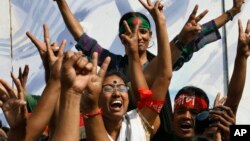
[119,17,151,33]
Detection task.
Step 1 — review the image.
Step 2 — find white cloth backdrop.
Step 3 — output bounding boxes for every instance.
[0,0,249,126]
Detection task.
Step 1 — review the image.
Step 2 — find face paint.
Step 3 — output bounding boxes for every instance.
[174,93,208,111]
[113,80,117,84]
[119,17,151,33]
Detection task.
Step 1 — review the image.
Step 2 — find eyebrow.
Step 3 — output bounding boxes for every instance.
[102,84,126,86]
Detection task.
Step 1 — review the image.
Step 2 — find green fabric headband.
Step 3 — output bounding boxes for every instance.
[119,16,151,33]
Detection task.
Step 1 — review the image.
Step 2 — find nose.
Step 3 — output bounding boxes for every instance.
[112,88,121,97]
[137,32,142,40]
[182,110,192,119]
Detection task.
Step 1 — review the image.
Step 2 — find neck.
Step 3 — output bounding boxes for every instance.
[103,116,123,141]
[139,51,148,66]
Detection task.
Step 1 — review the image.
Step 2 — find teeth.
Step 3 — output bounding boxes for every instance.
[112,100,122,105]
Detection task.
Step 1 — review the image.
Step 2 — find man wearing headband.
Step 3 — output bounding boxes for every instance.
[172,86,209,141]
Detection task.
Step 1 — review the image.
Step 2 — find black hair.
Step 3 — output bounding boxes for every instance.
[105,70,127,84]
[175,86,210,107]
[119,12,151,34]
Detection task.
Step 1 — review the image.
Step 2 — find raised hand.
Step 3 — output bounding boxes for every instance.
[232,0,245,13]
[178,5,208,44]
[60,51,93,95]
[81,52,111,113]
[213,92,227,107]
[120,20,140,55]
[43,24,66,80]
[0,73,27,130]
[139,0,165,21]
[26,24,65,81]
[237,19,250,58]
[17,65,29,95]
[210,105,235,141]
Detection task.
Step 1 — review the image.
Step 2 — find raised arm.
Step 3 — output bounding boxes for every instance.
[224,19,250,115]
[52,51,93,141]
[140,0,173,87]
[0,74,27,141]
[55,0,83,41]
[80,52,111,141]
[25,24,66,141]
[121,17,158,134]
[214,0,244,28]
[170,5,208,65]
[122,0,172,135]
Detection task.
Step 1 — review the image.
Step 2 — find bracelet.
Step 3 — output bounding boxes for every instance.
[138,88,153,100]
[83,108,102,119]
[226,10,234,21]
[173,35,186,52]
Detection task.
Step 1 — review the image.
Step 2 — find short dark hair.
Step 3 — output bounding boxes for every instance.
[105,70,127,84]
[119,12,151,34]
[175,86,210,107]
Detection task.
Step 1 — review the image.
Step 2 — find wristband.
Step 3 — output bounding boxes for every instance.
[138,88,153,99]
[137,88,165,113]
[83,108,102,119]
[173,35,186,52]
[137,99,165,113]
[226,10,234,21]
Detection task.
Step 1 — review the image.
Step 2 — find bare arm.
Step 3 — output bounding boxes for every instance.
[0,74,27,141]
[81,53,111,141]
[123,0,172,135]
[140,0,173,87]
[121,18,157,133]
[55,0,84,41]
[225,19,250,115]
[25,25,65,140]
[144,5,208,86]
[139,0,172,131]
[52,51,92,141]
[214,0,244,28]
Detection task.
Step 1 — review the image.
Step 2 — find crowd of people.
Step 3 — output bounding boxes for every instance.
[0,0,249,141]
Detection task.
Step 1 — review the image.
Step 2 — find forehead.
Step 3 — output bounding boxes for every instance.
[103,75,125,85]
[174,106,201,112]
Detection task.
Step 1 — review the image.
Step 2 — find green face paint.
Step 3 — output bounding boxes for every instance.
[119,16,151,33]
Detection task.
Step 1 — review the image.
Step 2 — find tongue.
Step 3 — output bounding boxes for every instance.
[110,106,121,112]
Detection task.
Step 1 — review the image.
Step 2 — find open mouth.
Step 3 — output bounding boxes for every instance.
[179,121,193,131]
[110,100,122,111]
[180,124,192,129]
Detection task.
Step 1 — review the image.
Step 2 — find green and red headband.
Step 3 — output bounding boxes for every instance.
[119,17,151,33]
[174,93,208,111]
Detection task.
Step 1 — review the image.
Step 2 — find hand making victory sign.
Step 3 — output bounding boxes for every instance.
[178,5,208,44]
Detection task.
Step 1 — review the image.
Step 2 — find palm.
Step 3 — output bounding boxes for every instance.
[238,19,250,57]
[179,5,208,44]
[2,99,26,129]
[81,52,110,112]
[87,74,102,97]
[81,74,102,111]
[73,75,91,93]
[139,0,165,21]
[183,21,200,42]
[0,75,27,130]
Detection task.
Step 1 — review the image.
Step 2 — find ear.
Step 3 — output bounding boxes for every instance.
[149,30,152,38]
